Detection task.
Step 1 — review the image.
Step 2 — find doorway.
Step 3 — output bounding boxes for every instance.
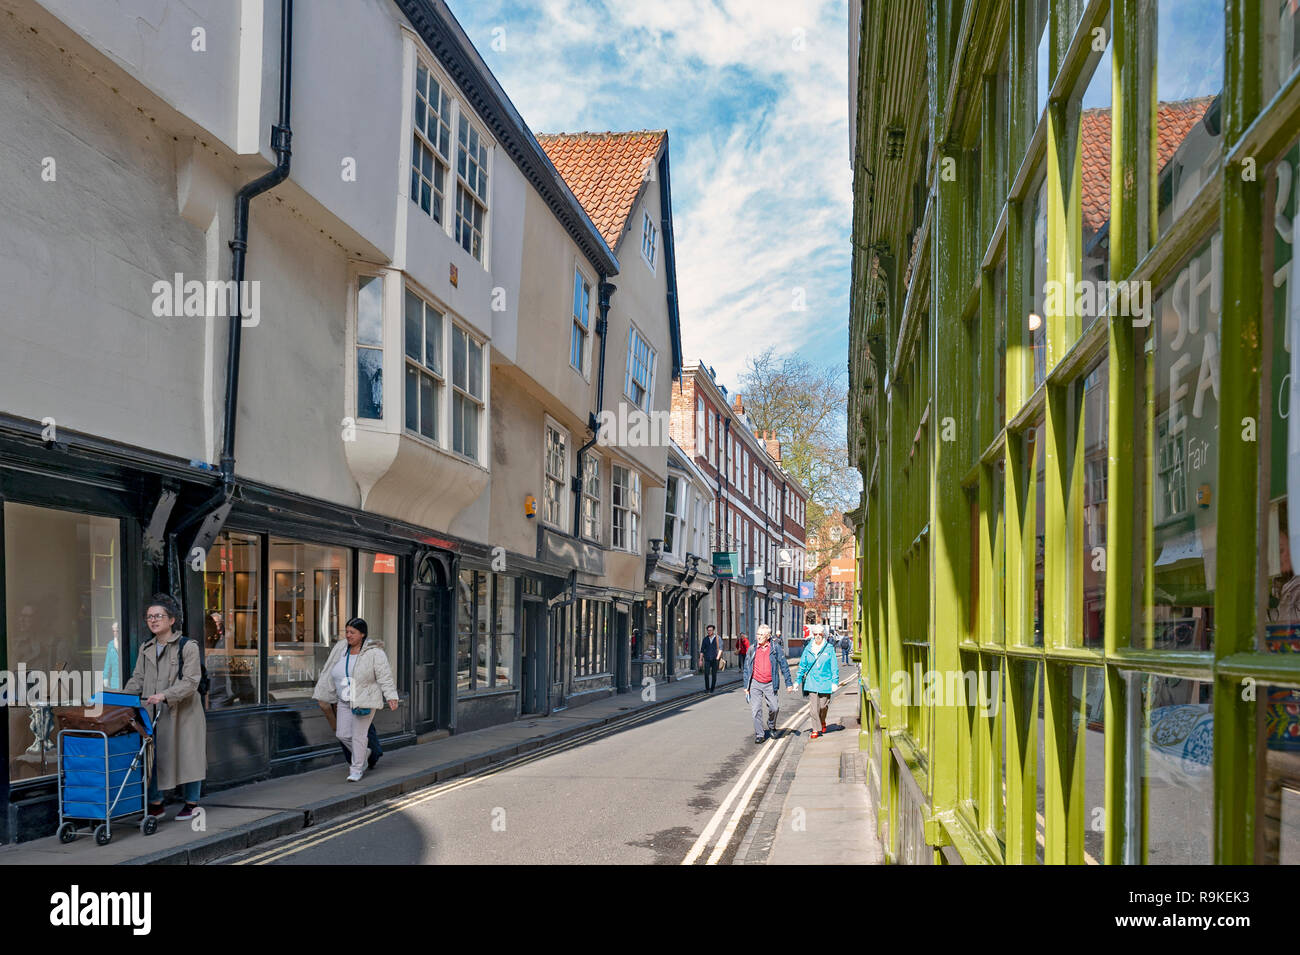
[521,600,545,715]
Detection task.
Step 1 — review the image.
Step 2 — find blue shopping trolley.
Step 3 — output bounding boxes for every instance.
[56,691,156,846]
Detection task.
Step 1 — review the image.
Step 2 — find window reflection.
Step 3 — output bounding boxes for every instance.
[1081,361,1108,648]
[1263,1,1300,102]
[1155,0,1224,239]
[268,538,350,702]
[1078,19,1111,329]
[1135,236,1221,651]
[1029,179,1047,390]
[1071,667,1106,864]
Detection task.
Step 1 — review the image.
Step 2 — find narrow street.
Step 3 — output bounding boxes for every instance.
[220,674,856,866]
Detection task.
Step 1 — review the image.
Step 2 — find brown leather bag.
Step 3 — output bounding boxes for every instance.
[57,705,145,738]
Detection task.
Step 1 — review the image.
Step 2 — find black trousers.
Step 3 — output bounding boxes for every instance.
[703,659,719,691]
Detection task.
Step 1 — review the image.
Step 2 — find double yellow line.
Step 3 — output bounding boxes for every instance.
[234,694,701,865]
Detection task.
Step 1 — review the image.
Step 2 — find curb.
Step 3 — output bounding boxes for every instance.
[122,673,741,864]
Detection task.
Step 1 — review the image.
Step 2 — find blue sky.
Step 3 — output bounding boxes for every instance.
[445,0,852,394]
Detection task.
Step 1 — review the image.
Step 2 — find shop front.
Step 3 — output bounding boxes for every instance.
[0,422,468,843]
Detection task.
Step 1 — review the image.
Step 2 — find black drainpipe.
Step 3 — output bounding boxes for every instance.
[220,0,294,483]
[572,279,616,537]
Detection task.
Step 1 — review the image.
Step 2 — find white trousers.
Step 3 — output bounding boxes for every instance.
[336,704,375,776]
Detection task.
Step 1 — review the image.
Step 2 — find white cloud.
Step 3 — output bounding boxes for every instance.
[449,0,851,389]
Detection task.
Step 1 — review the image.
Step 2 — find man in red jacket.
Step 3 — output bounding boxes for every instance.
[741,624,794,743]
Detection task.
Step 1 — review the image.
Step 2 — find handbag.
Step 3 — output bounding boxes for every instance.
[800,643,829,697]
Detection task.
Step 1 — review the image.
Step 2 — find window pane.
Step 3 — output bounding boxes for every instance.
[357,347,383,420]
[476,570,490,689]
[1078,18,1111,330]
[358,551,400,687]
[425,307,441,374]
[1029,179,1047,390]
[457,570,473,692]
[405,365,419,433]
[405,289,423,361]
[452,326,467,389]
[1264,0,1300,99]
[202,531,262,710]
[1134,235,1221,651]
[1130,671,1214,863]
[1034,0,1049,118]
[357,275,383,346]
[419,373,436,441]
[495,576,516,688]
[1155,0,1224,240]
[1081,360,1108,648]
[1070,666,1106,863]
[5,506,121,780]
[468,338,482,398]
[267,538,350,702]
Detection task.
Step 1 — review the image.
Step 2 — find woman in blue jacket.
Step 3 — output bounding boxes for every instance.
[797,627,839,738]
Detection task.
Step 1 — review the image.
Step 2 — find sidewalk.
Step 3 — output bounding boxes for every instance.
[763,671,884,865]
[0,668,739,865]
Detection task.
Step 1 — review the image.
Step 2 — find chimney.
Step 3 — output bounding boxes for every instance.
[765,431,781,462]
[732,393,744,414]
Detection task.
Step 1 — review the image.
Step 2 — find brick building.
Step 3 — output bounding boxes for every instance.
[670,361,807,649]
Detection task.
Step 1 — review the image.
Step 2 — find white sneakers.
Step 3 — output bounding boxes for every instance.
[346,771,363,782]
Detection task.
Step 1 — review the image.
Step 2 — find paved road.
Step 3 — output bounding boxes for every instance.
[221,665,837,865]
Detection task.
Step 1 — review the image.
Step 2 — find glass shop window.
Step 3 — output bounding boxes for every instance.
[4,504,120,782]
[202,531,263,709]
[358,551,400,684]
[267,538,351,701]
[1133,235,1221,651]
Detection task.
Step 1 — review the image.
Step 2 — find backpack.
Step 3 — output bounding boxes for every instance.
[175,635,211,697]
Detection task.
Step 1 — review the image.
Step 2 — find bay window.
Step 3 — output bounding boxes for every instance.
[356,275,384,419]
[411,62,451,223]
[450,323,484,462]
[404,288,443,442]
[456,114,489,262]
[663,477,685,557]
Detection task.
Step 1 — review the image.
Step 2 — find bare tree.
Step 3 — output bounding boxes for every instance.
[738,349,860,574]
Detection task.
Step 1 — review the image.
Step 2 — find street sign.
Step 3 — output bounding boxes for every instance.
[798,581,814,599]
[712,551,739,577]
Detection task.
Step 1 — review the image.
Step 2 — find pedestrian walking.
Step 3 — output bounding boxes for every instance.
[741,624,794,743]
[797,626,840,739]
[840,633,852,665]
[313,617,399,782]
[123,594,206,821]
[699,624,721,692]
[737,632,749,676]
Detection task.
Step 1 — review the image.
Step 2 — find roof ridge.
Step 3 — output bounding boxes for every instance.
[537,129,668,140]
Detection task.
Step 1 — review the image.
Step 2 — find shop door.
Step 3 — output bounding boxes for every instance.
[521,601,544,715]
[412,583,441,733]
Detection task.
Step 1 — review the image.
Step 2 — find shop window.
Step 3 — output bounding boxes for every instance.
[1264,0,1300,100]
[1080,360,1108,647]
[358,551,400,684]
[356,275,384,420]
[4,504,120,782]
[1076,16,1111,330]
[1154,0,1224,240]
[1070,666,1106,863]
[202,531,262,709]
[268,538,350,702]
[1258,140,1300,864]
[457,569,515,693]
[1126,671,1214,864]
[1134,234,1221,651]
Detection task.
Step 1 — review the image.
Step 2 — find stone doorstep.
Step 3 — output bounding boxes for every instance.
[2,670,740,865]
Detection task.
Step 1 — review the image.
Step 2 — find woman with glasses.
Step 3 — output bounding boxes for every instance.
[123,594,207,821]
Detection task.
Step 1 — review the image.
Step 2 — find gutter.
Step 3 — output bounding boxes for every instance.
[220,0,295,484]
[572,279,616,537]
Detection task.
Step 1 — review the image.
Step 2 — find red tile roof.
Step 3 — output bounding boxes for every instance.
[536,131,666,250]
[1079,96,1213,234]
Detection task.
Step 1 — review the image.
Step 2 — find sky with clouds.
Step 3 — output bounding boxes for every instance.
[445,0,852,394]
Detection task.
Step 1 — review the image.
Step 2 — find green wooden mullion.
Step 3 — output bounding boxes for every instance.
[1043,660,1071,863]
[1103,0,1141,866]
[1212,0,1263,867]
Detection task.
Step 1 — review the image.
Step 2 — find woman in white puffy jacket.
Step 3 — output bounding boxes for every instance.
[312,617,398,781]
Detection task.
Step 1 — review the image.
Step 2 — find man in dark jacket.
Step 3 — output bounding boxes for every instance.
[741,624,794,743]
[699,624,721,693]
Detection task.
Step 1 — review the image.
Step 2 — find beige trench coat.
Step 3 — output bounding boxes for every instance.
[123,634,206,790]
